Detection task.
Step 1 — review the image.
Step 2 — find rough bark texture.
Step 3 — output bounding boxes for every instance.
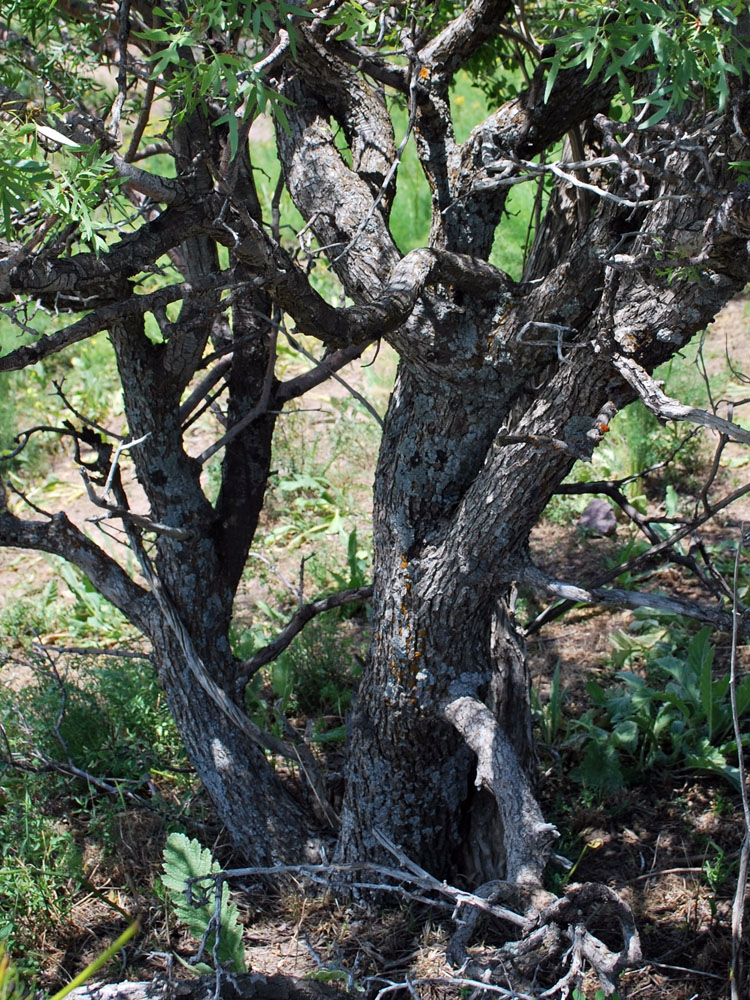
[2,0,750,895]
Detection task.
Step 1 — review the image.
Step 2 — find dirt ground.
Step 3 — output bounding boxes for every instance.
[1,299,750,999]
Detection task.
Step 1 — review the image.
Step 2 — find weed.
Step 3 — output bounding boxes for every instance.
[601,536,652,590]
[265,471,349,547]
[0,938,33,1000]
[161,833,246,973]
[240,611,365,740]
[531,660,563,744]
[0,653,190,976]
[702,840,729,892]
[0,581,59,652]
[0,773,82,979]
[57,562,136,643]
[21,656,187,790]
[540,623,750,799]
[572,990,618,1000]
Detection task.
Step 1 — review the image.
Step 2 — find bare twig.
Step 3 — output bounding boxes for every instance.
[53,379,125,441]
[372,978,530,1000]
[283,332,384,427]
[187,836,639,994]
[277,340,379,405]
[2,746,156,808]
[101,432,151,499]
[81,469,192,539]
[33,643,151,659]
[647,960,726,982]
[124,79,157,162]
[526,480,750,634]
[235,585,373,693]
[1,423,79,463]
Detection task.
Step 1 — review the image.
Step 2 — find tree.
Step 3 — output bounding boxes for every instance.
[1,0,750,983]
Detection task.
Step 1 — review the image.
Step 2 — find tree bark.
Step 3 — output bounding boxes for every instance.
[3,0,750,899]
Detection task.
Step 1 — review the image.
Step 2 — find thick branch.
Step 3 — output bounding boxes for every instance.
[419,0,514,86]
[0,272,238,372]
[112,153,183,203]
[0,500,158,636]
[520,564,748,636]
[275,71,399,300]
[292,30,397,209]
[614,354,750,444]
[0,205,203,303]
[327,40,409,92]
[129,539,338,827]
[225,228,514,349]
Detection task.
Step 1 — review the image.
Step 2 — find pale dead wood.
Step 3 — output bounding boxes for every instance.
[614,354,750,445]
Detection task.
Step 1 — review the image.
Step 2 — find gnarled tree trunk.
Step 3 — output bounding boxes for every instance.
[2,0,750,902]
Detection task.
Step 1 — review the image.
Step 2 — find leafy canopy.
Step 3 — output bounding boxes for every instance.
[542,0,750,124]
[1,0,749,250]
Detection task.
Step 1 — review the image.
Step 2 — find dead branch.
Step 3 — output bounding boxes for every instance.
[80,471,192,540]
[177,835,640,996]
[441,688,558,887]
[526,479,750,634]
[613,354,750,444]
[65,974,354,1000]
[520,563,748,636]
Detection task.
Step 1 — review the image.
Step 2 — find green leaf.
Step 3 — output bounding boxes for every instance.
[611,719,639,751]
[543,50,563,103]
[162,833,246,973]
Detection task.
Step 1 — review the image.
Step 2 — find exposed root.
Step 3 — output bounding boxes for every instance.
[453,881,642,998]
[180,835,642,998]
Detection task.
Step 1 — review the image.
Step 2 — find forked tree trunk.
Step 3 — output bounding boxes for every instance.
[4,2,750,900]
[336,349,560,884]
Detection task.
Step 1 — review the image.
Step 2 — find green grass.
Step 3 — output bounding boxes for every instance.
[0,650,193,979]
